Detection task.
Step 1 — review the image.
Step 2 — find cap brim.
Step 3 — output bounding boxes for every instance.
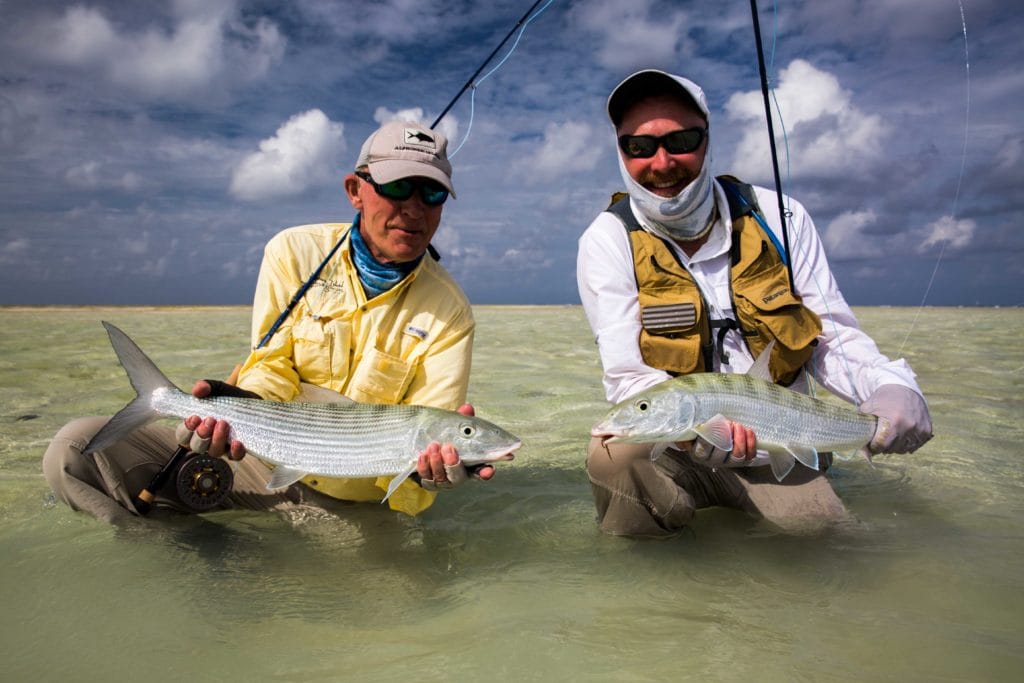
[368,160,456,198]
[607,69,709,126]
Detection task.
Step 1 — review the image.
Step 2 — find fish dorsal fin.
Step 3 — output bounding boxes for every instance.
[692,414,733,451]
[747,339,775,382]
[382,462,418,503]
[266,466,308,490]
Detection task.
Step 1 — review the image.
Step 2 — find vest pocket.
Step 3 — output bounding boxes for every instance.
[638,289,705,374]
[734,262,821,382]
[734,263,820,349]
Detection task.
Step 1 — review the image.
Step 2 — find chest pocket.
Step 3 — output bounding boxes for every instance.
[347,345,416,404]
[291,316,352,388]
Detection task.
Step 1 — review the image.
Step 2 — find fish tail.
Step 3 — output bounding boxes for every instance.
[83,322,179,456]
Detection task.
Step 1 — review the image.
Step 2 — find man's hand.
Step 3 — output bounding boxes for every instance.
[184,380,256,461]
[416,403,495,491]
[680,420,758,467]
[860,384,933,454]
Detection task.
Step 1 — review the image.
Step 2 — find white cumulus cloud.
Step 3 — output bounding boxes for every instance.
[822,209,881,259]
[513,120,601,183]
[27,0,284,99]
[725,59,890,181]
[568,0,687,69]
[230,109,346,201]
[918,215,975,253]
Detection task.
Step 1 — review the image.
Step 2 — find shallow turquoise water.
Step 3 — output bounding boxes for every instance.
[1,306,1022,682]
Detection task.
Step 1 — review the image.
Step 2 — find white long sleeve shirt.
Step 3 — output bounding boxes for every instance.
[577,182,923,409]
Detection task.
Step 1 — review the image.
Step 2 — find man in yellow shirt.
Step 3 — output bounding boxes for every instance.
[44,120,495,522]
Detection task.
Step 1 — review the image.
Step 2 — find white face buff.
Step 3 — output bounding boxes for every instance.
[616,143,716,243]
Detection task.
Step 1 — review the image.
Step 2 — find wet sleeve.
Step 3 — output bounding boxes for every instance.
[784,198,924,404]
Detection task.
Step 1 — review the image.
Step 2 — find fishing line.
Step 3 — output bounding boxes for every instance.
[253,0,557,350]
[430,0,553,132]
[756,1,971,397]
[898,0,970,354]
[754,0,860,396]
[436,0,556,157]
[748,0,796,293]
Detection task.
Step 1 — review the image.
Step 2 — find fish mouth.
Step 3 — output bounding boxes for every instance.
[486,441,522,462]
[590,428,622,446]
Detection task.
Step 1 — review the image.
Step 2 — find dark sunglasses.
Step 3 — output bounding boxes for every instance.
[617,127,707,159]
[355,171,449,207]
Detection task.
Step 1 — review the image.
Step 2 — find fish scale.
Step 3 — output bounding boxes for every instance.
[682,374,875,453]
[591,357,877,481]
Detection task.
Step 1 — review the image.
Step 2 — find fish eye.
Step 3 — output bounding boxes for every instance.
[460,424,476,438]
[635,399,650,412]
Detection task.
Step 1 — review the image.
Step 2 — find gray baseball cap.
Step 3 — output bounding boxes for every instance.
[355,120,455,197]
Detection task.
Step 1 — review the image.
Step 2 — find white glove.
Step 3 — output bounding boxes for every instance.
[859,384,933,454]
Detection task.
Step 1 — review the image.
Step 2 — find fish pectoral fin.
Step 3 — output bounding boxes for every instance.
[786,444,820,471]
[649,442,671,461]
[381,462,418,503]
[766,450,796,482]
[747,339,776,382]
[765,444,820,482]
[266,466,308,490]
[692,414,734,451]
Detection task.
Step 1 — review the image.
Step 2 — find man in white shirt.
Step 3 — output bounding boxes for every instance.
[577,69,933,537]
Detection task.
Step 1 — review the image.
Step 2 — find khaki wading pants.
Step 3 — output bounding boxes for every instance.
[42,417,341,525]
[586,437,849,538]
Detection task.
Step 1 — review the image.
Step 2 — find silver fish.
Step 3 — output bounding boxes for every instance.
[85,322,522,501]
[590,342,876,481]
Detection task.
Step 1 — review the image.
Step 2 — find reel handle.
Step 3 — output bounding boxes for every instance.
[132,445,190,515]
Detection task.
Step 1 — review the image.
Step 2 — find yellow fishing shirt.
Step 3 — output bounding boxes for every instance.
[235,223,475,515]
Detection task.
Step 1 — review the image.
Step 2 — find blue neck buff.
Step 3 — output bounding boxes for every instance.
[348,215,421,299]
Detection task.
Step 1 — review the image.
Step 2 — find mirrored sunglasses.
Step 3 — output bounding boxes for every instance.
[617,127,707,159]
[355,171,449,207]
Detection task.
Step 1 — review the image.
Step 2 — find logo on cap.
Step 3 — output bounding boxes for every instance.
[403,128,436,150]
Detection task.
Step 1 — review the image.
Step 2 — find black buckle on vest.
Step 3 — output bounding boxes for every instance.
[708,318,740,366]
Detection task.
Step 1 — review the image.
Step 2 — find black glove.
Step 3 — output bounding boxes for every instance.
[202,379,262,400]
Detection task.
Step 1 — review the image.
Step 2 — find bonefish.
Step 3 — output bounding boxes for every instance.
[85,322,521,501]
[590,342,876,481]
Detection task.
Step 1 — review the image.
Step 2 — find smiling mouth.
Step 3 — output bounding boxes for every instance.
[645,180,685,197]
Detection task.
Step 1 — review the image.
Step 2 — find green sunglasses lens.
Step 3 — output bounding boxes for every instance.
[419,185,448,206]
[359,172,448,206]
[377,179,414,200]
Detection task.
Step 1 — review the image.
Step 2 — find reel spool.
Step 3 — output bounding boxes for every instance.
[175,455,233,511]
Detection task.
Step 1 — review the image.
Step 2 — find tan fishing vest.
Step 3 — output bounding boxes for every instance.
[607,176,822,386]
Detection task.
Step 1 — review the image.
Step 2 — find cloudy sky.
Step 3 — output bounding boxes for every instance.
[1,0,1020,306]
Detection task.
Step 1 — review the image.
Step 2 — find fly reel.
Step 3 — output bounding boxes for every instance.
[175,455,233,511]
